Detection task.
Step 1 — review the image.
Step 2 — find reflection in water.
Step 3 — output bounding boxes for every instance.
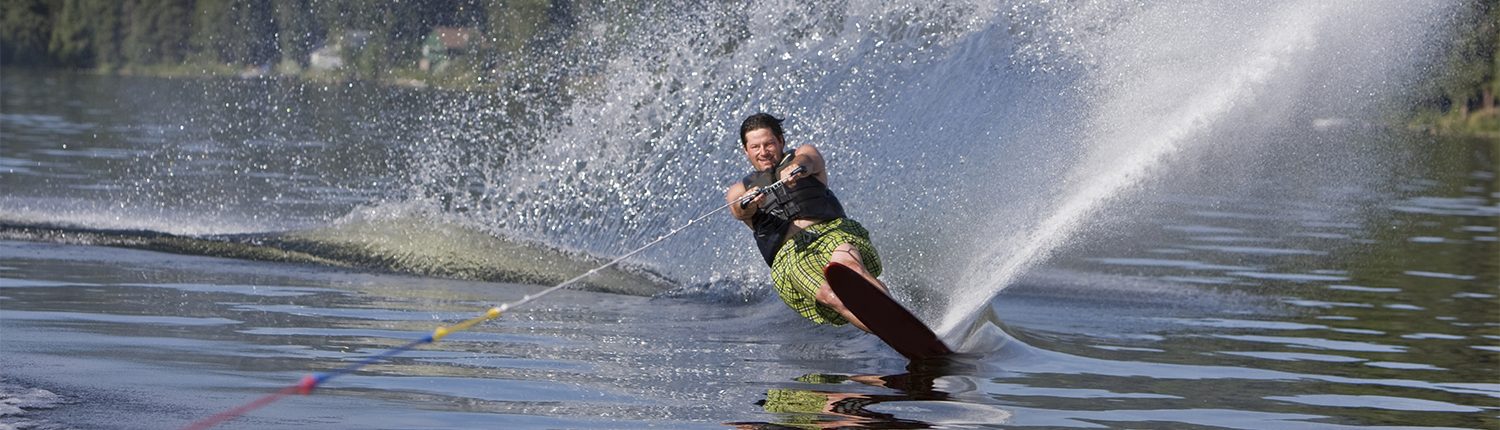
[737,369,983,429]
[1,188,1497,430]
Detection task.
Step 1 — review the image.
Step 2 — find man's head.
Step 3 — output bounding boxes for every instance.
[740,113,786,172]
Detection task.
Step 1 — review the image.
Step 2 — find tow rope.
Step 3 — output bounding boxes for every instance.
[184,167,804,429]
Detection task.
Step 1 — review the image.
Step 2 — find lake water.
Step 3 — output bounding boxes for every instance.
[2,2,1498,429]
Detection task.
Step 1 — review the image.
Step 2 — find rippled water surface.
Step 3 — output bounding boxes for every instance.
[3,3,1499,427]
[3,117,1496,428]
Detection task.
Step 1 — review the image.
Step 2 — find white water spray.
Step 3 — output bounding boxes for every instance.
[390,0,1455,331]
[935,1,1452,339]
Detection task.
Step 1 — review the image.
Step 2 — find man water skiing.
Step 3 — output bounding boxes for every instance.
[725,113,887,332]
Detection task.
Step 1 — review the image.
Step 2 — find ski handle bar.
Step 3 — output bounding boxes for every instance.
[738,165,807,209]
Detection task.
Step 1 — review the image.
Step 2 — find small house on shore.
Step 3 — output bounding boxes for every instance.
[421,27,478,72]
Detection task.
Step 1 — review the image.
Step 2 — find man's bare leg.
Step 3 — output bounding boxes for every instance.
[813,243,889,333]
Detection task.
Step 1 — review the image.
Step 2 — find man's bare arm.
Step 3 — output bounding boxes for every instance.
[726,182,761,225]
[782,144,829,185]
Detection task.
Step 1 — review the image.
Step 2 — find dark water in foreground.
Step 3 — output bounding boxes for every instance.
[1,72,1496,427]
[2,155,1497,429]
[2,2,1499,425]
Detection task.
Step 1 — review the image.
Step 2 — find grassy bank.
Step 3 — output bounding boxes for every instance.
[1414,109,1500,139]
[1412,1,1498,139]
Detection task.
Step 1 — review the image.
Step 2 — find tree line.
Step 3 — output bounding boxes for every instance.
[0,0,570,79]
[1423,0,1498,136]
[1,0,1496,136]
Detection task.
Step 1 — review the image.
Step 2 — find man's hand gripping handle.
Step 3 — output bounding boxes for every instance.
[738,165,807,209]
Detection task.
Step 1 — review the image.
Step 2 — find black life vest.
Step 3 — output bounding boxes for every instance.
[741,153,847,266]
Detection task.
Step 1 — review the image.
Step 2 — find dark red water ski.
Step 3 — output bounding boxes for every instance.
[824,262,953,360]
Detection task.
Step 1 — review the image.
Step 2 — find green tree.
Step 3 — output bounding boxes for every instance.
[1440,2,1497,116]
[47,0,90,66]
[190,0,232,64]
[88,0,122,69]
[380,2,435,69]
[121,0,156,65]
[155,0,192,63]
[122,0,193,66]
[487,0,550,54]
[1485,3,1499,112]
[230,0,277,65]
[272,0,319,67]
[1,0,56,65]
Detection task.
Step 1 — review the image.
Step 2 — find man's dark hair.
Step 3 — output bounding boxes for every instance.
[739,113,785,147]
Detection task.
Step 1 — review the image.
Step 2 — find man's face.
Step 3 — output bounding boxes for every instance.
[743,128,785,172]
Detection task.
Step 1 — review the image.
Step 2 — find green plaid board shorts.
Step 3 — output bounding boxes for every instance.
[769,218,882,325]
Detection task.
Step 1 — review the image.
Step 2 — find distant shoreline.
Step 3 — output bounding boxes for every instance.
[0,63,464,92]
